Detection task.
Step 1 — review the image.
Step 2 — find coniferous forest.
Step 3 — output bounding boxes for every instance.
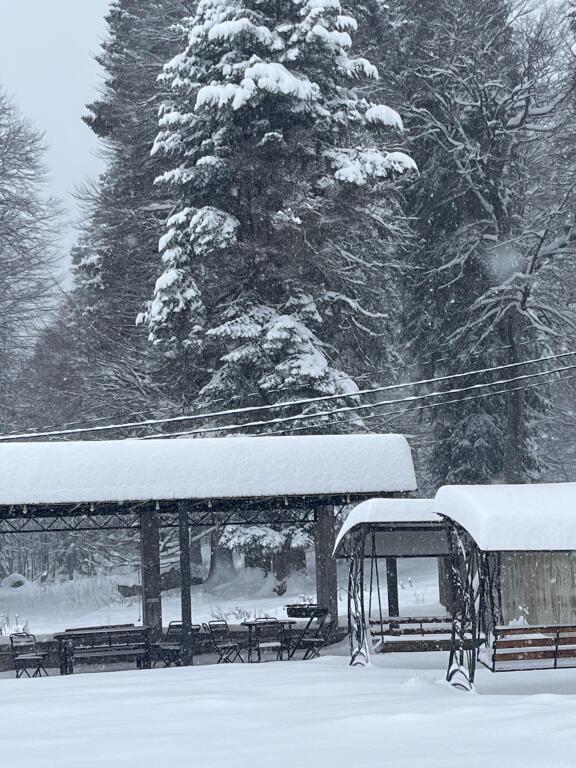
[2,0,576,577]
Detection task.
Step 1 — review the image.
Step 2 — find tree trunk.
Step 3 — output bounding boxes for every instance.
[206,530,236,585]
[189,530,205,581]
[502,313,525,483]
[271,545,307,583]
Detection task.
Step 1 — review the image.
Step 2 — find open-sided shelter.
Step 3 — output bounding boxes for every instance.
[334,498,449,666]
[336,483,576,689]
[0,434,417,658]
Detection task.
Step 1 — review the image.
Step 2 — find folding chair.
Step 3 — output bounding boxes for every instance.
[205,621,244,663]
[10,633,48,678]
[299,614,334,660]
[153,621,201,667]
[249,619,285,663]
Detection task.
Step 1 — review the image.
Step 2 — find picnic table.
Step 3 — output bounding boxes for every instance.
[54,625,151,674]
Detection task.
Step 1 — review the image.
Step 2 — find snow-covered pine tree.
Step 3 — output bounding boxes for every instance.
[45,0,191,426]
[145,0,416,427]
[372,0,574,486]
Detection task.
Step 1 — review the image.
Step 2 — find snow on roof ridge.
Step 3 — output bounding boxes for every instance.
[435,482,576,552]
[334,497,441,553]
[0,434,416,506]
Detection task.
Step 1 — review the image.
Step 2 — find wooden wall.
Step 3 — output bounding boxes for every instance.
[500,553,576,625]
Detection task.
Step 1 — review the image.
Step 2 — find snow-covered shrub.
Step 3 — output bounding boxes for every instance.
[1,573,28,589]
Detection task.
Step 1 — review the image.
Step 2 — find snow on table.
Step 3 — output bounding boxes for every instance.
[1,657,576,767]
[0,434,416,505]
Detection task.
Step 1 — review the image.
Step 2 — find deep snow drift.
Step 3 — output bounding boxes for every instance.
[1,654,576,767]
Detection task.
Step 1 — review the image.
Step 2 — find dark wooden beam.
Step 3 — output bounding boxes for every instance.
[178,502,193,666]
[140,509,162,641]
[315,506,339,627]
[386,558,400,618]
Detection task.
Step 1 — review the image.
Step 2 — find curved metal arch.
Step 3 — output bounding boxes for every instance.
[348,528,370,666]
[446,523,482,691]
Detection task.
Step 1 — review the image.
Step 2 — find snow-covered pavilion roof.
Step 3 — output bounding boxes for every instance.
[334,498,441,555]
[0,434,416,507]
[435,483,576,551]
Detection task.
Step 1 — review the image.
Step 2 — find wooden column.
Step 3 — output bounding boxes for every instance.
[178,502,193,666]
[315,506,338,626]
[140,509,162,641]
[386,558,400,618]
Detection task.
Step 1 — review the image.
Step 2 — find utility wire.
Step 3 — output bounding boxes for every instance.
[261,371,576,439]
[2,349,574,442]
[2,336,558,437]
[143,362,576,440]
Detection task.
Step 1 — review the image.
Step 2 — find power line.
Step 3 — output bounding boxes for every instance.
[3,336,557,438]
[2,349,573,442]
[144,362,576,440]
[271,372,576,440]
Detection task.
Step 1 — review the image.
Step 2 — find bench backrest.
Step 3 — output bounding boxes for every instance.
[62,627,149,651]
[64,624,135,633]
[488,624,576,671]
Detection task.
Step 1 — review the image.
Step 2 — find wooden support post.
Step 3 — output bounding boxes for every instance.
[315,506,338,627]
[386,558,399,618]
[438,557,453,613]
[178,502,193,666]
[140,509,162,641]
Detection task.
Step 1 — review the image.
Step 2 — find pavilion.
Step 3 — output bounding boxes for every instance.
[335,482,576,689]
[0,433,417,659]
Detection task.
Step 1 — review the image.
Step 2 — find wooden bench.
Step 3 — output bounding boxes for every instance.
[55,626,151,674]
[482,624,576,672]
[370,616,454,653]
[64,624,135,632]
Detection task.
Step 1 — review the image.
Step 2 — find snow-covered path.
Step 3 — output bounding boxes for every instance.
[1,655,575,767]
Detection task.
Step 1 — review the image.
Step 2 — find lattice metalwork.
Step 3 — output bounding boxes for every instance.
[348,528,370,666]
[0,513,140,534]
[476,552,503,672]
[0,494,360,533]
[446,523,482,690]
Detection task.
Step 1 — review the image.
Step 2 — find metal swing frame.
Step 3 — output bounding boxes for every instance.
[346,521,453,667]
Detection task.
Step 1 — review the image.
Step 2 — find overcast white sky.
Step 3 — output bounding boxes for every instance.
[0,0,112,255]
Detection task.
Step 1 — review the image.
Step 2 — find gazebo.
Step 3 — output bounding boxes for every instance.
[336,483,576,689]
[334,498,450,666]
[0,433,417,660]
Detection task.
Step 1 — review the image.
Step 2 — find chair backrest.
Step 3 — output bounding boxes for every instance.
[165,622,201,642]
[304,613,333,641]
[207,620,231,645]
[10,632,36,655]
[253,618,283,645]
[166,621,183,641]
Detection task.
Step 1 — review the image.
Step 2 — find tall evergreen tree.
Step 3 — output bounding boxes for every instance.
[144,0,415,428]
[373,0,575,486]
[41,0,193,428]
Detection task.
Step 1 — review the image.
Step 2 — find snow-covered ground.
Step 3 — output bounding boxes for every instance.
[1,652,576,767]
[0,558,442,636]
